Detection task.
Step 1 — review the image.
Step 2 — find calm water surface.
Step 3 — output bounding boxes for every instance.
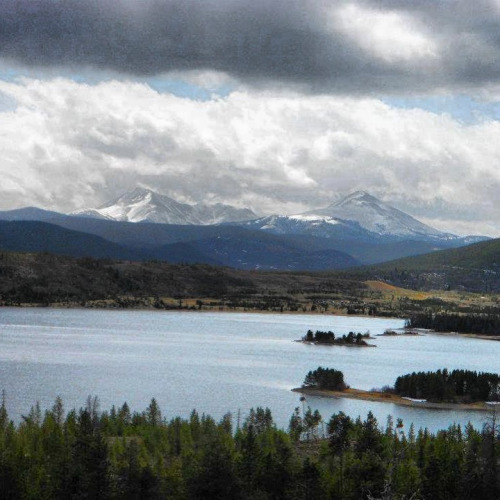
[0,308,499,432]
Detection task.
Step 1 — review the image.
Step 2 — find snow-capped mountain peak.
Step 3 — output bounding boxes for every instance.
[331,190,378,208]
[313,191,455,240]
[71,188,257,225]
[95,188,195,224]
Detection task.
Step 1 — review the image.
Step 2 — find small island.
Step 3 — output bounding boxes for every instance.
[300,329,376,347]
[293,367,500,411]
[376,329,420,337]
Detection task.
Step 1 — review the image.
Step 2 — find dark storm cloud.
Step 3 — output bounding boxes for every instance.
[4,0,500,93]
[0,1,331,80]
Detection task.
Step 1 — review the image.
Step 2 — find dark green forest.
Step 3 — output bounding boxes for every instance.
[302,367,347,391]
[394,369,500,403]
[2,397,500,499]
[406,312,500,336]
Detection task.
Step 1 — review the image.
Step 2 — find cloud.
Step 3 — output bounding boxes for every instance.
[333,4,438,63]
[1,0,500,94]
[0,78,500,235]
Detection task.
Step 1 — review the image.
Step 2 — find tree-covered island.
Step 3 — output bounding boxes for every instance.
[301,329,375,347]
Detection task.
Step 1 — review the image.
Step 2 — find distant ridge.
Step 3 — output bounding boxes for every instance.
[0,207,64,222]
[0,220,145,260]
[0,220,359,271]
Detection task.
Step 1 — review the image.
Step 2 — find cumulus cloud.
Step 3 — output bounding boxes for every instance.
[0,78,499,235]
[1,0,500,94]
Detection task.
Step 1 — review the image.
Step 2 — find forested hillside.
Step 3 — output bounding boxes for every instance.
[345,238,500,292]
[0,252,365,309]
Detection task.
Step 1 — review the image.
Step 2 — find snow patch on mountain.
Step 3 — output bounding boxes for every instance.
[71,209,117,221]
[288,214,340,226]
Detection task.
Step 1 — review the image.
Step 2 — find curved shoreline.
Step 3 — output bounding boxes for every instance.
[292,387,498,412]
[429,330,500,342]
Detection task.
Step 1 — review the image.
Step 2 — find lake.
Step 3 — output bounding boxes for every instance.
[0,307,499,433]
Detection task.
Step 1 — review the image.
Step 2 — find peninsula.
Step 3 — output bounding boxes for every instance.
[294,367,500,411]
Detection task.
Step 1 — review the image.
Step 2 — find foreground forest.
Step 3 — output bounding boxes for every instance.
[2,397,500,499]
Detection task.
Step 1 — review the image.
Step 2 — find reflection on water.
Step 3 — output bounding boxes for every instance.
[0,307,499,431]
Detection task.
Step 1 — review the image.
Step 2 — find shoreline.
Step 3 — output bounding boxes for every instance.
[429,330,500,342]
[292,387,498,412]
[2,303,500,342]
[0,302,400,319]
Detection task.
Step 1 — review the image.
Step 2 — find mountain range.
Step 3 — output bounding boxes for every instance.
[71,188,466,243]
[0,188,489,270]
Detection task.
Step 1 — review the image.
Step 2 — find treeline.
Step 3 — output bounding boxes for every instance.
[303,330,370,346]
[406,312,500,335]
[394,368,500,403]
[303,367,347,391]
[2,398,500,499]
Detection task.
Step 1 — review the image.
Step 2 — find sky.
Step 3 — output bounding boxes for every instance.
[1,1,500,236]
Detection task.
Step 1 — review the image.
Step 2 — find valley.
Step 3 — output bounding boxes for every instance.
[1,187,499,332]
